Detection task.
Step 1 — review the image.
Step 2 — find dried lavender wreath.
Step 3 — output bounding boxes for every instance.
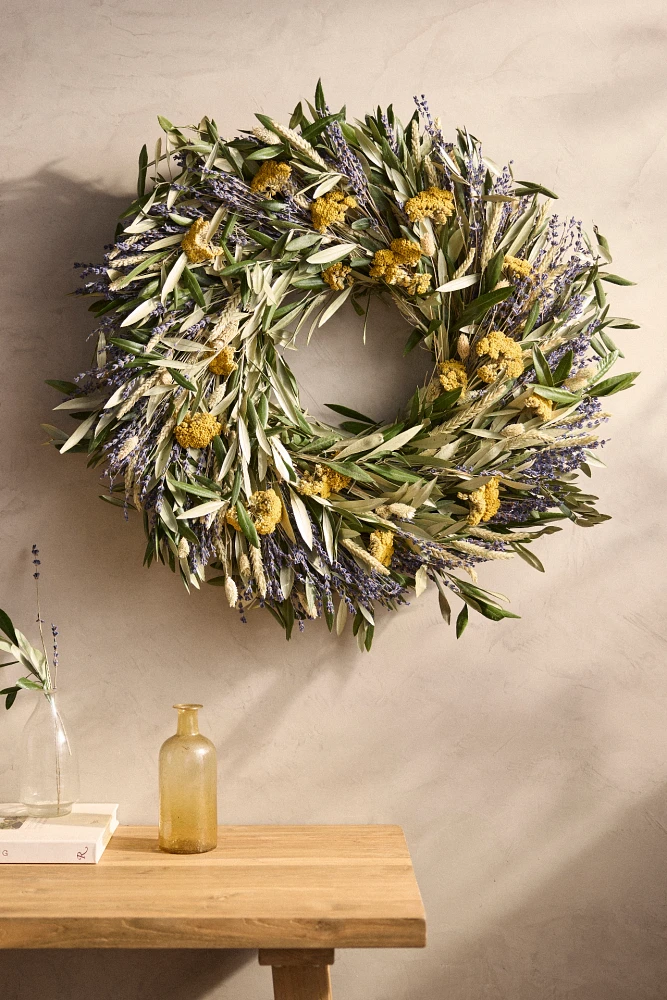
[46,83,638,650]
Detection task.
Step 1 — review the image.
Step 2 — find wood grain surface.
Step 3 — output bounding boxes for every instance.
[0,825,426,949]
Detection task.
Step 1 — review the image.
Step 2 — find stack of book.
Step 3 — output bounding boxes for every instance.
[0,803,119,863]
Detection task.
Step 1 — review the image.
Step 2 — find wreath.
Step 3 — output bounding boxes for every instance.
[46,82,638,650]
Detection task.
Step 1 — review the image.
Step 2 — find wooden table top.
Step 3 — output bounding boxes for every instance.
[0,825,426,949]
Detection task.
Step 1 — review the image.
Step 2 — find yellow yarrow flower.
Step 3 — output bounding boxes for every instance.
[475,330,524,383]
[226,489,283,536]
[404,272,432,296]
[322,263,353,291]
[458,477,501,527]
[404,186,455,224]
[311,190,357,232]
[174,412,222,449]
[389,238,423,267]
[250,161,292,196]
[503,255,532,281]
[369,248,407,285]
[368,529,394,567]
[524,393,554,421]
[297,464,351,500]
[207,345,237,378]
[181,217,223,264]
[370,239,429,295]
[437,359,468,393]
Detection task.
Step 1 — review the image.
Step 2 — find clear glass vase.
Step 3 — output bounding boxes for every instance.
[19,691,79,817]
[159,704,217,854]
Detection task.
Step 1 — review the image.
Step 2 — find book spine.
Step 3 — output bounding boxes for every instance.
[0,841,99,864]
[0,819,118,864]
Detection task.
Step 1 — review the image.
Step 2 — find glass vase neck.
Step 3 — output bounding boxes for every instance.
[174,704,202,736]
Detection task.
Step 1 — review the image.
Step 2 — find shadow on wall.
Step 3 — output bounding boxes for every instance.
[0,948,254,1000]
[402,681,667,1000]
[434,786,667,1000]
[3,166,131,438]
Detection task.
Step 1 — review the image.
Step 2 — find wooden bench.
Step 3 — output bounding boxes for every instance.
[0,825,426,999]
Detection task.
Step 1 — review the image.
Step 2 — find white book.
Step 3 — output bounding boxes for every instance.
[0,803,119,864]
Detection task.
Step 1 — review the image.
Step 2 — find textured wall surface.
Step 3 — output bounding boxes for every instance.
[1,1,666,998]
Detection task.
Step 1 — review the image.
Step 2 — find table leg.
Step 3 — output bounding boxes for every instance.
[258,949,334,1000]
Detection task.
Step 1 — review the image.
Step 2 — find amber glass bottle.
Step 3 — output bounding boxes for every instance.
[158,704,217,854]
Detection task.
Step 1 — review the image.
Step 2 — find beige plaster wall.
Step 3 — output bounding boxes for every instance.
[1,1,666,997]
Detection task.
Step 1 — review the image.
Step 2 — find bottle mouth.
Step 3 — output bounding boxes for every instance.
[173,703,203,711]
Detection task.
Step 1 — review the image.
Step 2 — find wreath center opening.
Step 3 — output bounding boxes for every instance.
[286,295,433,426]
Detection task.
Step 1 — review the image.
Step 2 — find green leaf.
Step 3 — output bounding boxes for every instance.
[314,78,326,113]
[247,228,275,249]
[476,601,521,621]
[111,251,165,292]
[45,379,80,395]
[182,266,206,308]
[371,465,422,485]
[99,494,132,509]
[157,115,174,132]
[325,403,376,424]
[532,346,554,387]
[291,277,327,290]
[212,435,225,468]
[512,542,545,572]
[137,144,148,198]
[318,458,375,485]
[245,145,284,161]
[220,261,251,277]
[483,248,505,294]
[302,112,344,143]
[230,468,242,506]
[307,243,357,265]
[169,369,198,392]
[552,350,573,385]
[235,501,260,549]
[531,385,580,403]
[456,604,468,638]
[108,337,145,356]
[513,180,558,199]
[255,112,276,132]
[282,598,295,641]
[403,327,425,355]
[598,273,635,286]
[430,388,463,415]
[289,102,304,130]
[168,479,220,499]
[0,610,18,646]
[593,226,613,264]
[514,181,558,201]
[438,590,451,624]
[2,687,19,710]
[522,300,541,338]
[453,285,513,330]
[16,676,44,691]
[589,372,639,397]
[221,212,238,241]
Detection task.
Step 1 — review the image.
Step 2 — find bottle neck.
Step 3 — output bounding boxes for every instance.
[176,707,200,736]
